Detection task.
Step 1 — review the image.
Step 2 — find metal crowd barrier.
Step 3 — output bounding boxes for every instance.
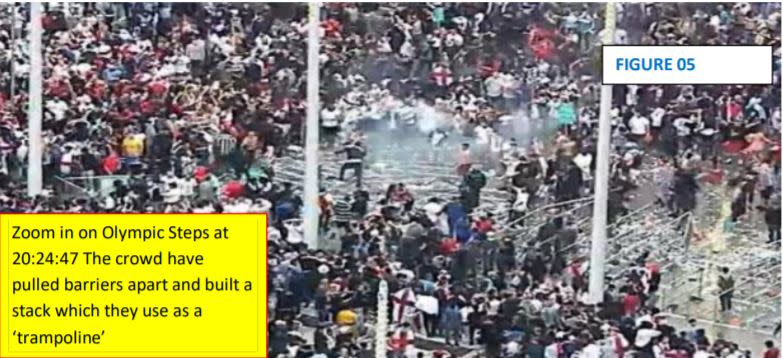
[54,175,130,199]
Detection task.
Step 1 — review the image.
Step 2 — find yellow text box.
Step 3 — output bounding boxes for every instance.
[0,214,267,358]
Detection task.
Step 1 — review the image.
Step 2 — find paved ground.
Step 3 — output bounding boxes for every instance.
[652,171,781,332]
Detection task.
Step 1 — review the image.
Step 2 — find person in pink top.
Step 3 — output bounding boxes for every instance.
[456,143,473,177]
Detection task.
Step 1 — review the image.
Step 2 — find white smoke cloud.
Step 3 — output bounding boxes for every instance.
[413,100,451,134]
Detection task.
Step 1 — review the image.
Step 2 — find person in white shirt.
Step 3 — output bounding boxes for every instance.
[163,181,182,205]
[484,73,504,107]
[103,194,116,211]
[180,177,196,200]
[650,107,666,130]
[634,322,661,354]
[573,150,593,179]
[628,112,650,143]
[474,123,491,161]
[487,297,501,315]
[430,129,448,148]
[320,104,341,146]
[192,203,214,214]
[771,107,781,131]
[46,98,69,121]
[501,138,521,162]
[422,198,444,228]
[581,341,602,358]
[504,341,521,356]
[444,30,464,48]
[59,146,76,175]
[487,129,504,173]
[509,187,529,229]
[597,27,628,44]
[501,73,518,111]
[673,115,696,137]
[626,85,639,107]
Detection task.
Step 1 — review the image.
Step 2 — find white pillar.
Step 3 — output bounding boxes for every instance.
[375,280,389,358]
[303,2,321,249]
[587,3,616,304]
[27,2,43,197]
[9,5,16,99]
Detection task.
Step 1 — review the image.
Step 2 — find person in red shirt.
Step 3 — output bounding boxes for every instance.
[86,78,107,100]
[193,166,209,183]
[440,237,459,255]
[45,78,70,99]
[322,18,342,38]
[139,98,157,115]
[473,215,494,241]
[725,97,742,120]
[101,151,121,174]
[528,25,556,60]
[148,79,168,97]
[764,341,780,358]
[623,289,641,316]
[222,180,244,199]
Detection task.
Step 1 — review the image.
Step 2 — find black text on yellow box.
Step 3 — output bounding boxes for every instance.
[0,213,268,358]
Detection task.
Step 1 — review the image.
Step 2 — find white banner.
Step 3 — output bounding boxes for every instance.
[602,45,773,85]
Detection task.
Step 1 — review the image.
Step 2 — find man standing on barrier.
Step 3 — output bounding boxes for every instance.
[336,138,366,188]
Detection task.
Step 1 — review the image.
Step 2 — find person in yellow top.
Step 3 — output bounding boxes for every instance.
[335,307,359,339]
[122,134,144,158]
[335,308,357,326]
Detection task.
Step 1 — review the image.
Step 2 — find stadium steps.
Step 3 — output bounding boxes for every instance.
[274,146,511,215]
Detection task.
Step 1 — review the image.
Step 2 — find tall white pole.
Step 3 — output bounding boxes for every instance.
[587,3,616,304]
[303,2,321,249]
[28,2,43,197]
[9,5,16,99]
[375,280,389,358]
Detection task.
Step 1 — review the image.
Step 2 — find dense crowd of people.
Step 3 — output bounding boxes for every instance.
[0,2,780,358]
[0,3,309,213]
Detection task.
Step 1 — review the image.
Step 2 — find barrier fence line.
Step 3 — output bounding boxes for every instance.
[497,195,595,234]
[54,175,131,198]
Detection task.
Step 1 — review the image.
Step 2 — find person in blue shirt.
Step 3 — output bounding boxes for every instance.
[440,300,463,346]
[453,216,472,243]
[102,65,125,82]
[443,198,467,236]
